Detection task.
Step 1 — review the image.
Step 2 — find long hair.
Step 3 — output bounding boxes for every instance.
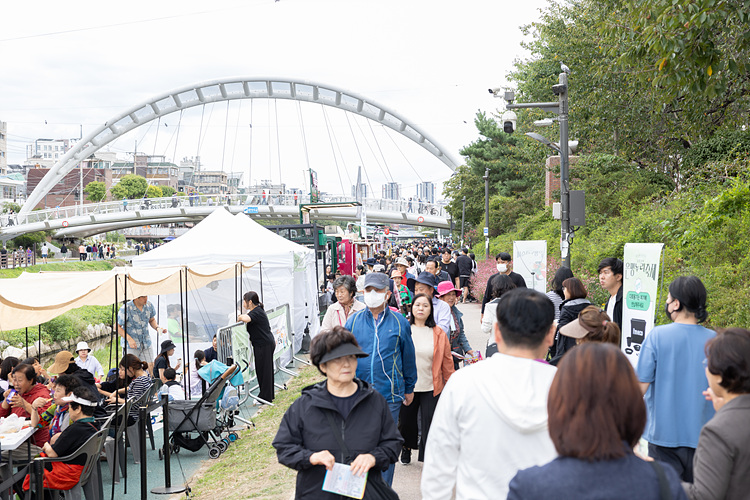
[243,291,264,309]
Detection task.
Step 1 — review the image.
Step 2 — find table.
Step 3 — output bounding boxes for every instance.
[0,422,36,500]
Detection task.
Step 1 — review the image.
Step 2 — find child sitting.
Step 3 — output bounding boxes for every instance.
[31,374,79,444]
[23,387,100,496]
[159,368,185,402]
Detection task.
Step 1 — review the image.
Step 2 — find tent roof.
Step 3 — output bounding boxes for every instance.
[133,208,311,267]
[0,262,257,331]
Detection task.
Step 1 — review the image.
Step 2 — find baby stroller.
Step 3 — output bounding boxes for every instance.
[160,362,242,459]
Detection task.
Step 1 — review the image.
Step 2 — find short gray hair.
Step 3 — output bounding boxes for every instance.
[332,275,357,298]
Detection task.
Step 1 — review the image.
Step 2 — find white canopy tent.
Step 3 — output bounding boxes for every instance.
[132,209,320,355]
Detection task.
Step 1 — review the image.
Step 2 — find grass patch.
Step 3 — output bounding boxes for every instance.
[188,365,324,500]
[0,259,125,279]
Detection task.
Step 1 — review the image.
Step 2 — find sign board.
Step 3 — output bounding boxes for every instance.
[621,243,664,367]
[417,216,425,223]
[216,322,254,383]
[310,169,319,203]
[384,227,390,235]
[62,221,69,227]
[244,206,259,214]
[267,303,292,361]
[513,240,547,292]
[483,227,489,236]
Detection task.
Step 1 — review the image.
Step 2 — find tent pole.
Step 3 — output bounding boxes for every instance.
[259,261,264,304]
[38,325,41,362]
[123,273,129,495]
[25,327,29,358]
[234,264,238,318]
[111,274,119,500]
[179,268,187,397]
[184,268,191,397]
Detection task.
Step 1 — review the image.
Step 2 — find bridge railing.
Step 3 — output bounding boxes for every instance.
[4,193,448,228]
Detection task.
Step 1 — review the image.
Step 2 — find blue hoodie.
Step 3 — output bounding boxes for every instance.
[345,306,417,404]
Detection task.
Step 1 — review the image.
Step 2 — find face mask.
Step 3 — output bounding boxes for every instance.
[364,290,386,308]
[664,301,673,321]
[497,264,508,273]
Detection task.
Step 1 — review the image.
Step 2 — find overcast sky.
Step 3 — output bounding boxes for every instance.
[1,0,550,198]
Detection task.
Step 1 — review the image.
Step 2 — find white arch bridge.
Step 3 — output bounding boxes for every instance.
[1,194,451,240]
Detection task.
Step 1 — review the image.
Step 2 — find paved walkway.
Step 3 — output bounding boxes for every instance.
[392,301,487,500]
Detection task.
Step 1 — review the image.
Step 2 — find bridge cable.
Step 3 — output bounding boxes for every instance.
[229,100,243,179]
[365,116,395,183]
[382,126,424,183]
[344,113,375,197]
[274,99,283,185]
[321,105,348,195]
[322,107,353,189]
[249,100,254,190]
[267,100,272,181]
[220,100,230,172]
[170,109,185,171]
[295,100,313,177]
[198,103,215,159]
[195,104,206,171]
[352,114,391,183]
[158,110,182,159]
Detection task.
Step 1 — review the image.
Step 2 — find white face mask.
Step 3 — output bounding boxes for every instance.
[497,264,508,273]
[364,290,386,308]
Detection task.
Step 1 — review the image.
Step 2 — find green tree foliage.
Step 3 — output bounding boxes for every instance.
[442,165,486,227]
[2,202,21,214]
[146,185,163,198]
[110,175,148,199]
[83,181,107,202]
[600,0,750,127]
[681,130,750,179]
[160,186,176,197]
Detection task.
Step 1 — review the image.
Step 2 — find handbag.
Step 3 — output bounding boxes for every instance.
[324,412,400,500]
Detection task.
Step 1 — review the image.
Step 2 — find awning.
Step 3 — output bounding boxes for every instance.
[0,262,258,331]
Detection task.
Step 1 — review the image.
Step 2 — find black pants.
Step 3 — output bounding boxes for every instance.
[648,443,695,482]
[398,390,440,462]
[253,342,275,403]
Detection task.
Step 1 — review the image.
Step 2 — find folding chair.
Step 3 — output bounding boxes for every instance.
[102,397,132,484]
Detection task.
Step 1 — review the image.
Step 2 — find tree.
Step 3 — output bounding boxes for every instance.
[110,175,148,199]
[442,165,486,228]
[160,186,176,197]
[83,181,107,202]
[146,185,163,198]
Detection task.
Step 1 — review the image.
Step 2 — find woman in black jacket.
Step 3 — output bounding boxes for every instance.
[273,326,402,499]
[549,277,591,366]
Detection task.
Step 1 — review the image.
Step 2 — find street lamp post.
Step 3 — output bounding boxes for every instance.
[483,168,490,260]
[460,195,466,247]
[504,72,572,268]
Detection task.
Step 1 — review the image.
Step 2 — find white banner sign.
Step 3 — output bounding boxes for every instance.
[267,303,292,361]
[513,240,548,293]
[621,243,664,367]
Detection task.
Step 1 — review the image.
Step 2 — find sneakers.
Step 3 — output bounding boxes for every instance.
[400,446,411,465]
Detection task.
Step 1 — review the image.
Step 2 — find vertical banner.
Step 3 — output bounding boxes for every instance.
[267,303,292,361]
[621,243,664,367]
[309,169,319,203]
[513,240,548,293]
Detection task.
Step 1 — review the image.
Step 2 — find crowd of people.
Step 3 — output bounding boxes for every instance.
[275,241,749,500]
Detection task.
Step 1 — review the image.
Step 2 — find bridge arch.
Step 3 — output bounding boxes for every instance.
[21,77,461,216]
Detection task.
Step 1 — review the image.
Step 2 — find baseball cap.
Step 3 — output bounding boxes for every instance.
[363,272,390,290]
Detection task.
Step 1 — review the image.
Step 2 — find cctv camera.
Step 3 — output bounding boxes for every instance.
[489,88,502,95]
[552,83,567,96]
[501,110,517,134]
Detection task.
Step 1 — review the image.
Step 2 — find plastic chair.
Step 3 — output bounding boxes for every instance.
[27,423,109,500]
[102,397,132,483]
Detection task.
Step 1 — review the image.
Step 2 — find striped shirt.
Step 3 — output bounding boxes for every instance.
[127,375,153,419]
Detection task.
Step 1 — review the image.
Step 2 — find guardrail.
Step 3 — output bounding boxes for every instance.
[3,194,447,228]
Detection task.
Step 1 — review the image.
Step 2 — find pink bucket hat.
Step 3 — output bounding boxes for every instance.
[436,280,462,298]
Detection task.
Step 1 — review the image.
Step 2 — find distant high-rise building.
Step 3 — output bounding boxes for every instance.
[25,137,79,166]
[351,182,368,199]
[417,181,435,203]
[382,182,401,200]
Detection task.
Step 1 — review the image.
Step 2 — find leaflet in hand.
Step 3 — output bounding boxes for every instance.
[321,462,368,499]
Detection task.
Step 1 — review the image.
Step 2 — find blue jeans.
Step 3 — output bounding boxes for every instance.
[382,399,402,486]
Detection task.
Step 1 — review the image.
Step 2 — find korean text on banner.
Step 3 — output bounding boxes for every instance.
[621,243,664,367]
[513,240,548,293]
[267,304,292,361]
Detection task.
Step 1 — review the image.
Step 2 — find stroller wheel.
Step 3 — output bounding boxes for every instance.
[228,432,238,442]
[217,440,228,453]
[172,444,180,454]
[208,445,221,459]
